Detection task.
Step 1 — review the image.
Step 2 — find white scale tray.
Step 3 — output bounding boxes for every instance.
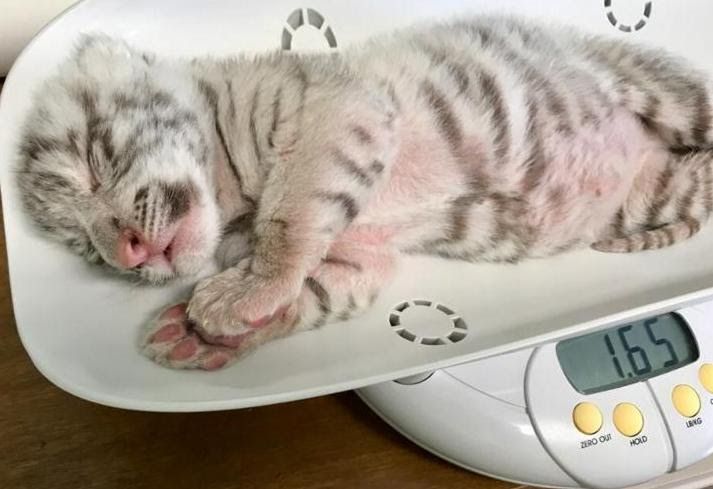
[2,0,713,412]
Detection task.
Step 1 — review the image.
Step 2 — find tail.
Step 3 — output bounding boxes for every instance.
[592,218,701,253]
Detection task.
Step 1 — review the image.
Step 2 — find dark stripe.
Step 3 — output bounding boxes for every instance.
[478,70,510,161]
[554,238,581,254]
[448,193,481,242]
[333,150,373,186]
[646,158,676,225]
[66,129,82,159]
[451,23,492,46]
[686,217,702,236]
[146,197,157,236]
[677,168,700,220]
[225,80,239,164]
[669,146,700,156]
[489,37,572,134]
[305,277,331,316]
[549,186,566,207]
[134,186,148,204]
[613,208,625,236]
[351,125,373,145]
[387,83,402,113]
[663,226,675,246]
[223,212,255,235]
[693,85,711,146]
[640,93,660,132]
[522,99,546,192]
[268,87,282,148]
[674,130,686,148]
[292,64,309,138]
[337,294,358,321]
[653,229,663,249]
[197,79,245,195]
[315,191,359,221]
[704,159,713,215]
[98,127,114,162]
[249,87,262,164]
[489,193,512,245]
[226,79,237,125]
[159,182,193,221]
[447,62,470,95]
[140,199,148,229]
[542,85,572,134]
[21,135,71,161]
[28,171,74,194]
[369,160,385,174]
[323,256,363,271]
[418,42,470,95]
[420,80,462,154]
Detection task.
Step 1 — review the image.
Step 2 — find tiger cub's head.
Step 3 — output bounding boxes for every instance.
[16,35,222,283]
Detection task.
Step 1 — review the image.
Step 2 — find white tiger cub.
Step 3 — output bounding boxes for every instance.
[16,16,713,370]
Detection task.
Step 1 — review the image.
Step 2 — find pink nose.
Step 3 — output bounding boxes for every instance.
[116,230,151,268]
[116,230,170,269]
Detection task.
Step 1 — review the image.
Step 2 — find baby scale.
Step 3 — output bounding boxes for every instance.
[2,1,713,488]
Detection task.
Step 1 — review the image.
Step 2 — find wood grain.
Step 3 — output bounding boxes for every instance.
[0,78,527,489]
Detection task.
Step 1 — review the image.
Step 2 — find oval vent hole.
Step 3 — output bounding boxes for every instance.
[604,0,652,33]
[448,331,467,343]
[397,329,417,342]
[453,317,467,330]
[388,300,468,346]
[281,8,338,51]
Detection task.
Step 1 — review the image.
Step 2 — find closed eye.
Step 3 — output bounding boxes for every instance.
[82,239,99,261]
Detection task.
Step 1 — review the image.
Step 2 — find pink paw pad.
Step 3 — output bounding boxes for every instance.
[169,337,199,361]
[160,303,188,322]
[151,323,185,343]
[201,353,230,371]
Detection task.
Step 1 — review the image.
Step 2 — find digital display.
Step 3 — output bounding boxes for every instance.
[556,313,699,394]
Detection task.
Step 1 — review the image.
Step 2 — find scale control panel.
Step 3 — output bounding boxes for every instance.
[527,305,713,488]
[358,303,713,489]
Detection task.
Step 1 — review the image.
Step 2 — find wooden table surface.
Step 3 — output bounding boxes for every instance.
[0,79,531,489]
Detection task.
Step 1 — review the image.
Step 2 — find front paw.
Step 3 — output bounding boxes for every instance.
[140,303,252,370]
[186,259,302,338]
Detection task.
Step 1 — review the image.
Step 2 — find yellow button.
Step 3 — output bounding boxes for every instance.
[700,364,713,394]
[572,402,603,435]
[672,384,701,418]
[613,403,644,437]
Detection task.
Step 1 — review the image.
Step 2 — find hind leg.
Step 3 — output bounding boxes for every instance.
[593,150,713,252]
[580,37,713,149]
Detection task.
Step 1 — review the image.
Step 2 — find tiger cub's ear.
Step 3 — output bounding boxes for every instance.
[70,33,153,77]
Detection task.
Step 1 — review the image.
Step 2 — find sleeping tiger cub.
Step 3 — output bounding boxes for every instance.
[16,16,713,370]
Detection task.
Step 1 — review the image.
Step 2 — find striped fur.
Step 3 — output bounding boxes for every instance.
[16,17,713,369]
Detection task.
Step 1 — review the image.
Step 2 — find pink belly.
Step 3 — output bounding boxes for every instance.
[348,107,665,255]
